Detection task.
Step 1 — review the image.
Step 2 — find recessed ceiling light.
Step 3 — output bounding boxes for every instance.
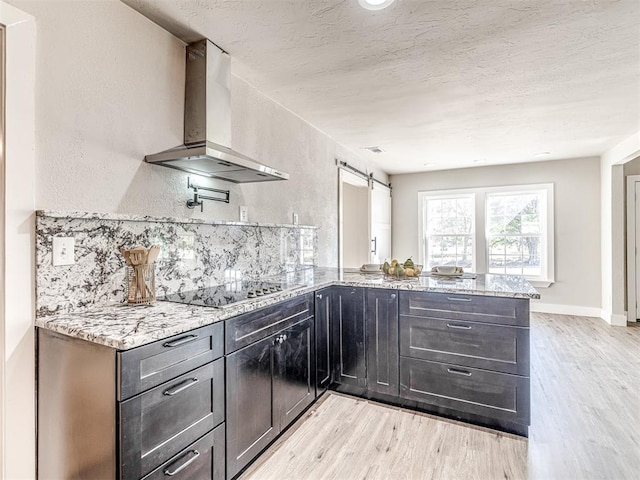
[472,158,487,163]
[364,146,384,153]
[423,163,434,167]
[533,151,551,157]
[358,0,396,11]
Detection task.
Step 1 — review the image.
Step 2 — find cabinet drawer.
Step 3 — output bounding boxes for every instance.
[400,357,529,425]
[119,322,224,400]
[142,424,225,480]
[400,291,529,327]
[120,358,225,480]
[399,316,529,375]
[225,293,313,353]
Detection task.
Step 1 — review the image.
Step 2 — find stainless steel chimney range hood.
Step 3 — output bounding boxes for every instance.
[145,39,289,183]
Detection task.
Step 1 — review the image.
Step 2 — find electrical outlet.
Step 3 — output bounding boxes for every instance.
[239,206,249,222]
[52,237,75,266]
[293,213,299,225]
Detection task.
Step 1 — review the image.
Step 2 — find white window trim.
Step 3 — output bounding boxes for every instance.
[418,183,555,286]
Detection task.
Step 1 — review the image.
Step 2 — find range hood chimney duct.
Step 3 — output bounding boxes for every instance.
[145,39,289,183]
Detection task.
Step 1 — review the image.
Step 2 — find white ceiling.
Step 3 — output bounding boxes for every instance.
[122,0,640,174]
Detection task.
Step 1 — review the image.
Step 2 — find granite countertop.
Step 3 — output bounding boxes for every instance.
[35,267,540,350]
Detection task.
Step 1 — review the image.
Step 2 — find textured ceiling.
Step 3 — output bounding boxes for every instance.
[122,0,640,174]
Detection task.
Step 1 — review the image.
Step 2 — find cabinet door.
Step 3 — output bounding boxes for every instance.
[331,287,366,388]
[314,288,333,394]
[226,336,278,480]
[366,289,399,396]
[275,316,315,430]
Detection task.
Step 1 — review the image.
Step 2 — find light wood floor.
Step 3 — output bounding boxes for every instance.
[240,313,640,480]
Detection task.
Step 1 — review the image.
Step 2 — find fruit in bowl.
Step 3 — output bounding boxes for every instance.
[383,258,422,277]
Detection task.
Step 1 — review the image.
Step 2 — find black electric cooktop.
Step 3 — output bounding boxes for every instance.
[161,280,300,309]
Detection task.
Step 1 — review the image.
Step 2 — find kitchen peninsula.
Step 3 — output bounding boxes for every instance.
[35,210,539,480]
[37,265,538,480]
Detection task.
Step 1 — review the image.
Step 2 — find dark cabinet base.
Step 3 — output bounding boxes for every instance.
[332,383,529,437]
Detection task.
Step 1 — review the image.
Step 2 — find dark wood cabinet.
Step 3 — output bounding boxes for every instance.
[314,288,333,394]
[225,299,315,480]
[398,291,530,435]
[39,284,533,480]
[120,358,225,479]
[118,322,224,401]
[277,317,316,428]
[331,286,366,388]
[399,315,530,375]
[38,325,226,480]
[365,289,399,396]
[226,334,279,480]
[399,357,530,425]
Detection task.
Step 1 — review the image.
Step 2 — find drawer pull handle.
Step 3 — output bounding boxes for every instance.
[163,449,200,476]
[163,334,199,348]
[163,377,199,396]
[447,368,472,377]
[447,297,472,302]
[446,323,472,330]
[317,294,323,299]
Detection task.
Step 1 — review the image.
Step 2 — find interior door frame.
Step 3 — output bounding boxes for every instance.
[338,167,370,269]
[0,4,36,478]
[0,23,5,479]
[626,174,640,322]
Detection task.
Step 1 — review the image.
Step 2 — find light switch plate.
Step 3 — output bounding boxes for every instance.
[52,237,75,266]
[239,206,248,222]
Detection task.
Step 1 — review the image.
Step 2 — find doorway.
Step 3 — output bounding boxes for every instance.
[338,166,392,269]
[339,169,369,268]
[626,174,640,322]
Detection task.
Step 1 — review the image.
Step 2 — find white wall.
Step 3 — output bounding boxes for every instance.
[1,2,36,478]
[8,0,386,269]
[391,157,602,312]
[342,183,369,268]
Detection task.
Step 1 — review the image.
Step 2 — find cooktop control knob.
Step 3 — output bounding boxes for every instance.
[247,291,256,298]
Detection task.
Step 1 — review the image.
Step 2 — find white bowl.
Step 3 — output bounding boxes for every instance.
[360,263,381,271]
[435,265,457,275]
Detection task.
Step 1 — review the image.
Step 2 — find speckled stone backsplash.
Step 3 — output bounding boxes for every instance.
[36,211,317,317]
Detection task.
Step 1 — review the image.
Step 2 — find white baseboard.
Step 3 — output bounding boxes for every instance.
[600,310,628,327]
[530,302,602,318]
[531,303,628,326]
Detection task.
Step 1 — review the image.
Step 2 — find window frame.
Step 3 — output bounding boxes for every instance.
[418,183,554,287]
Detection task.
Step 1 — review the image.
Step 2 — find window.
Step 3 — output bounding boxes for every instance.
[423,195,474,270]
[486,191,546,277]
[418,184,554,286]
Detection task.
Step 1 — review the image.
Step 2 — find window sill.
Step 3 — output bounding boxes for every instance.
[529,280,553,288]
